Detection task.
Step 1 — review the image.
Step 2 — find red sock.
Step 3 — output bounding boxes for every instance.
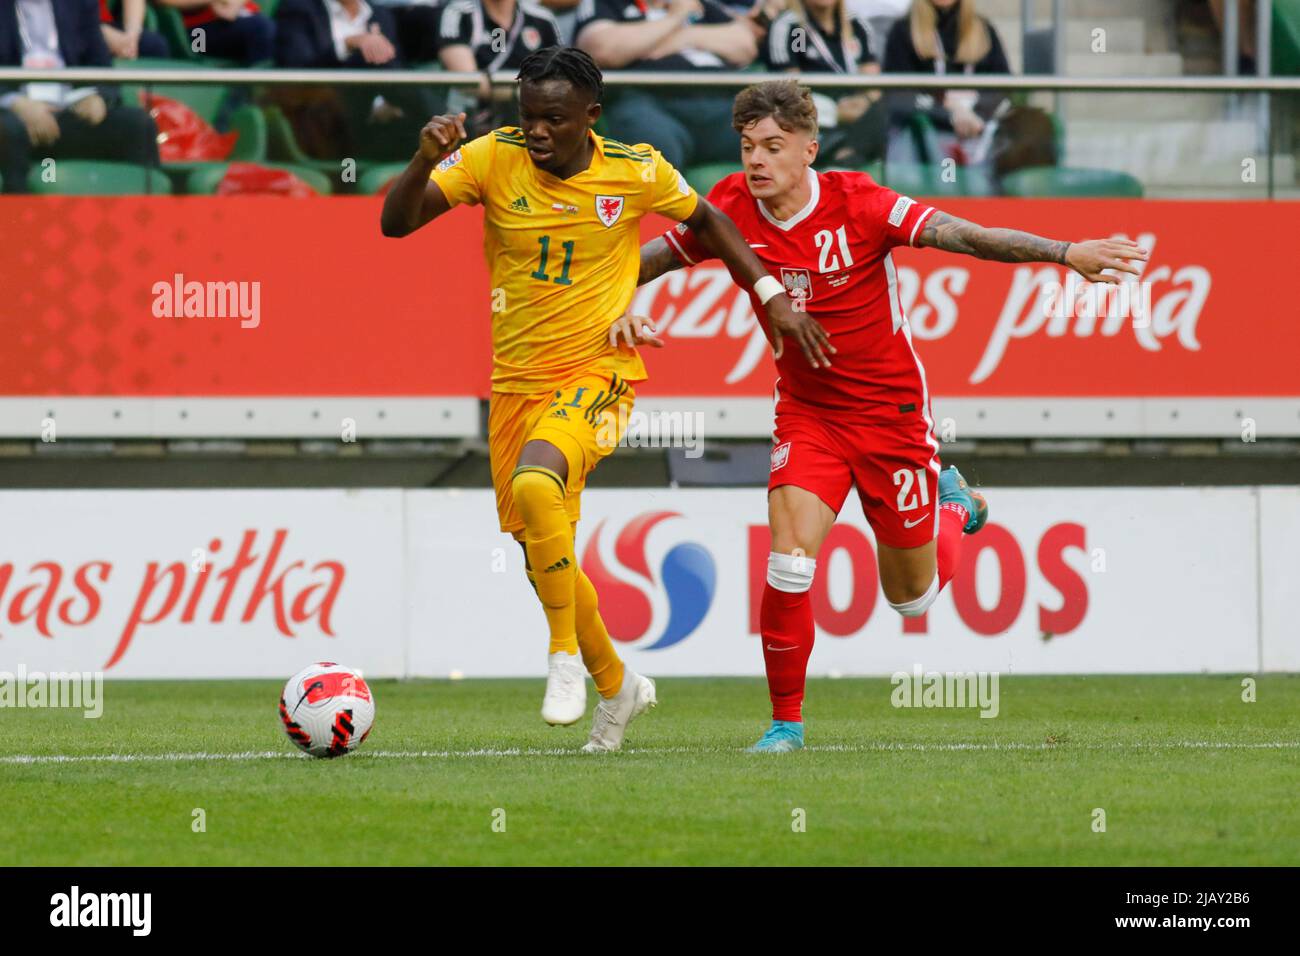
[937,502,969,590]
[760,584,814,723]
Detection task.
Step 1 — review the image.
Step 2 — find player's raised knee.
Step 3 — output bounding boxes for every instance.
[886,575,939,618]
[767,551,816,592]
[511,466,566,523]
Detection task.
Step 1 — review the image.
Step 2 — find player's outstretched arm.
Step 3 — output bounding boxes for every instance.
[380,112,467,238]
[602,238,682,352]
[685,199,836,368]
[916,211,1148,283]
[637,236,685,287]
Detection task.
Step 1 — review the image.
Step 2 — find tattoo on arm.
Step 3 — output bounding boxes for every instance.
[638,237,685,286]
[918,211,1070,265]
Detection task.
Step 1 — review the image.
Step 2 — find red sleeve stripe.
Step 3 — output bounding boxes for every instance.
[909,205,936,247]
[664,229,696,266]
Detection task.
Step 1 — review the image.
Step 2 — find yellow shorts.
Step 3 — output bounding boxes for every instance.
[489,369,637,537]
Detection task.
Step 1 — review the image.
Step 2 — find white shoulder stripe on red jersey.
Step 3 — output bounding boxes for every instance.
[909,206,936,247]
[664,228,696,265]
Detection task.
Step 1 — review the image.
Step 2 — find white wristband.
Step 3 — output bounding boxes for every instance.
[753,275,784,305]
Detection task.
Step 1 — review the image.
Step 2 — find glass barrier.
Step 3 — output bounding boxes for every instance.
[0,73,1295,200]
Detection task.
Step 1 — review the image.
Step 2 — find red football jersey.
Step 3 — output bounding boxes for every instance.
[663,169,938,420]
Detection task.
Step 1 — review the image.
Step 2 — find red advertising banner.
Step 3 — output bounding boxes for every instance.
[0,196,1292,399]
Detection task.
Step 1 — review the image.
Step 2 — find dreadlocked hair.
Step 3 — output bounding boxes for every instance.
[515,46,604,104]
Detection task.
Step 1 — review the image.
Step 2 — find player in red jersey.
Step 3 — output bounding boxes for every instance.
[616,80,1147,752]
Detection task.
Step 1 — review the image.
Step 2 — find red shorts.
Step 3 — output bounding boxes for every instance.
[768,402,942,549]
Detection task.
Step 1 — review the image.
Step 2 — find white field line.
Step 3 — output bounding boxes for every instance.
[1,740,1297,765]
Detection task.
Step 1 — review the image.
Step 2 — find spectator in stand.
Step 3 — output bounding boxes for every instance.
[844,0,906,51]
[881,0,1008,165]
[535,0,578,44]
[0,0,160,192]
[764,0,886,167]
[575,0,766,171]
[435,0,561,136]
[368,0,440,63]
[275,0,399,67]
[154,0,276,64]
[274,0,439,159]
[99,0,170,58]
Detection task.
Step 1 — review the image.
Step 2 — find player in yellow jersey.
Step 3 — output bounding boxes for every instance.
[381,48,830,752]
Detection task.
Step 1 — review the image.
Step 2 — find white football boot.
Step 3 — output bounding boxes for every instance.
[541,652,587,726]
[581,669,657,753]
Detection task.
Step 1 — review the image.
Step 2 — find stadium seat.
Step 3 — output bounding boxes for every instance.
[903,112,943,164]
[358,163,408,195]
[263,105,348,177]
[879,162,995,197]
[119,58,231,122]
[225,104,269,161]
[155,4,196,61]
[904,101,1067,170]
[999,166,1144,198]
[27,160,173,195]
[160,105,270,193]
[185,162,334,196]
[685,162,741,196]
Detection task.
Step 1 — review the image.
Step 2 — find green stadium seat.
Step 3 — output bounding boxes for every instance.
[358,162,409,195]
[158,105,270,193]
[999,166,1144,198]
[119,57,232,121]
[901,110,1068,179]
[263,105,349,177]
[185,162,334,196]
[879,162,995,197]
[155,4,196,60]
[226,103,269,161]
[904,112,942,164]
[684,162,741,197]
[27,160,172,195]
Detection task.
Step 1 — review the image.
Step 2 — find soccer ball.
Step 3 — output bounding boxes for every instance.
[278,662,376,758]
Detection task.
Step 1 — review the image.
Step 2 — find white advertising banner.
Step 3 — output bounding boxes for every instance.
[0,487,1278,679]
[407,487,1262,678]
[0,490,406,678]
[1260,487,1300,672]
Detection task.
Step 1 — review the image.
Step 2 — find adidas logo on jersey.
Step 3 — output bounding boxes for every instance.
[509,195,532,214]
[543,556,571,573]
[548,408,569,420]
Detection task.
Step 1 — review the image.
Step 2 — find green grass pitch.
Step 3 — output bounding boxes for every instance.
[2,675,1297,866]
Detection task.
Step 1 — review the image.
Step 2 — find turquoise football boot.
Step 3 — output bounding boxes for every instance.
[747,720,805,753]
[938,465,988,534]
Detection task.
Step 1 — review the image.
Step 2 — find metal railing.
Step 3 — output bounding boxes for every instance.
[2,68,1299,91]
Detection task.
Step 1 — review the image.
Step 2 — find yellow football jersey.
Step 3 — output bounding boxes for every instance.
[430,126,700,393]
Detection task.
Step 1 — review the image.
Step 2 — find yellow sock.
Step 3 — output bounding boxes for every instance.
[512,467,577,656]
[575,567,625,699]
[524,564,623,697]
